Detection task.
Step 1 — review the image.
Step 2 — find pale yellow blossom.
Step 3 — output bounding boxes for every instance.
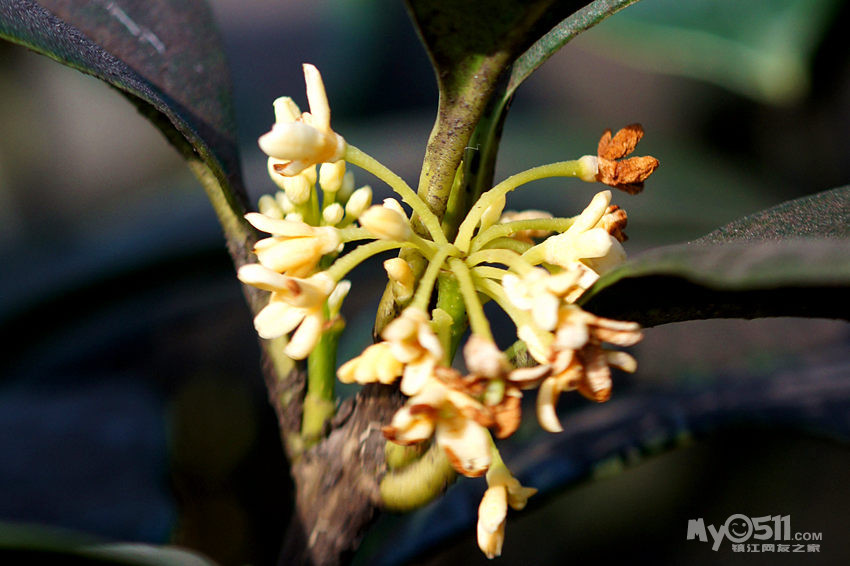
[534,305,642,432]
[258,64,346,176]
[380,307,443,395]
[503,263,599,331]
[477,464,537,559]
[384,257,415,302]
[383,371,493,477]
[246,212,340,277]
[540,190,626,275]
[358,202,411,241]
[237,265,339,360]
[335,307,441,395]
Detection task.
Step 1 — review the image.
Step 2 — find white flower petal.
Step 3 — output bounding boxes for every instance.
[531,293,560,332]
[237,263,291,291]
[245,213,316,237]
[254,302,306,339]
[284,312,324,359]
[384,406,435,445]
[478,486,508,534]
[272,96,301,123]
[536,378,563,433]
[258,121,327,161]
[254,238,320,274]
[583,239,626,274]
[571,228,614,259]
[605,350,638,373]
[436,418,491,477]
[400,358,433,396]
[569,190,611,233]
[303,63,331,132]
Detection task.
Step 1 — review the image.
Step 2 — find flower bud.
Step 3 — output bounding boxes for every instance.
[258,194,284,219]
[345,185,372,218]
[384,257,414,302]
[337,171,355,203]
[281,174,313,205]
[322,202,344,225]
[275,190,295,214]
[382,198,407,219]
[319,160,346,193]
[359,204,411,241]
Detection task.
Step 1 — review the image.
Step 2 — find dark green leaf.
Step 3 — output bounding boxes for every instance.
[0,522,219,566]
[0,0,253,266]
[581,186,850,325]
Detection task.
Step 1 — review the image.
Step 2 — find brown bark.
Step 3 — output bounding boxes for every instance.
[278,384,404,566]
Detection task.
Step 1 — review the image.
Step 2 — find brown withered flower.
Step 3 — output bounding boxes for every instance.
[596,123,659,194]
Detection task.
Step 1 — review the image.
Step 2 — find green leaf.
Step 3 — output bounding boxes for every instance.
[0,0,253,267]
[0,522,218,565]
[581,186,850,325]
[577,0,843,104]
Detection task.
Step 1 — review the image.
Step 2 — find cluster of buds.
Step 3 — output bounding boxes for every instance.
[238,64,659,559]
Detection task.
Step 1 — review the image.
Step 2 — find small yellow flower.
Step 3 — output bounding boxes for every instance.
[503,263,599,331]
[237,265,338,360]
[382,370,493,478]
[336,307,442,395]
[358,201,411,241]
[540,190,626,275]
[384,257,415,303]
[246,212,340,277]
[258,64,346,176]
[533,305,642,432]
[380,307,443,395]
[463,335,523,439]
[477,464,537,559]
[337,342,403,385]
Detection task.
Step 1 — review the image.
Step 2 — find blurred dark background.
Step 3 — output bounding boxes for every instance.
[1,1,849,564]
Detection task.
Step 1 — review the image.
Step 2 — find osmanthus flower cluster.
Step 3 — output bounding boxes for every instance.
[238,64,659,559]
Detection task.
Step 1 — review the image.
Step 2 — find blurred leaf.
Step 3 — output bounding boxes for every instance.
[0,522,218,565]
[582,186,850,325]
[0,0,253,265]
[506,0,640,98]
[579,0,843,104]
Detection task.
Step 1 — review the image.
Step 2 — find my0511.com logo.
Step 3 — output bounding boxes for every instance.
[687,514,822,552]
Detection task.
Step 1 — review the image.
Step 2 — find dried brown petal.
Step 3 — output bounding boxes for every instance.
[596,156,660,194]
[576,344,612,402]
[599,205,629,243]
[595,123,659,194]
[492,391,522,439]
[597,123,644,160]
[592,327,643,347]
